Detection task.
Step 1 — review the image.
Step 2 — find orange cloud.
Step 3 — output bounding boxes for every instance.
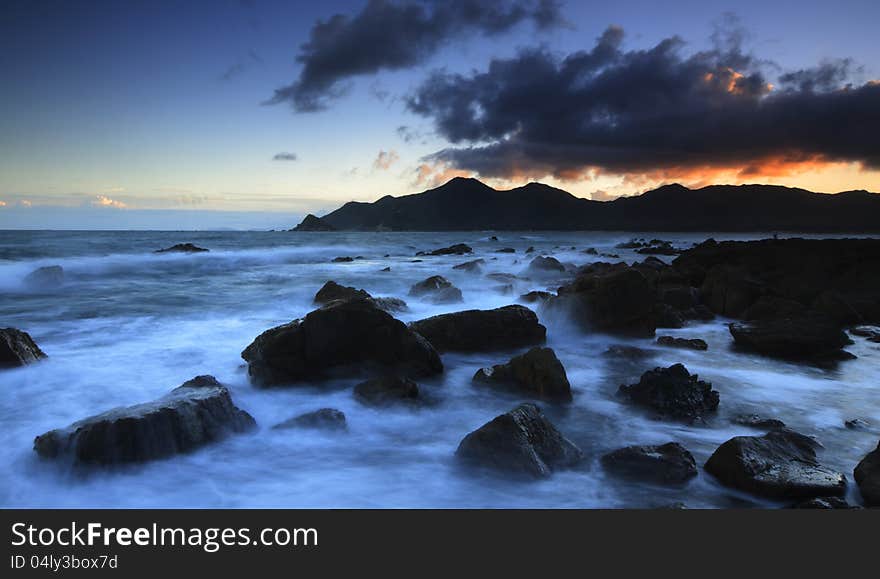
[414,163,472,188]
[373,150,400,170]
[0,200,6,207]
[93,195,127,209]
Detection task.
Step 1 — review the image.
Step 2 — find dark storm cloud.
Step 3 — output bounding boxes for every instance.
[406,26,880,179]
[267,0,564,112]
[272,152,298,161]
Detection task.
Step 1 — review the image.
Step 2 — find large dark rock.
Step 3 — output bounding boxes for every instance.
[555,264,657,336]
[519,290,553,304]
[742,296,807,321]
[241,298,443,386]
[854,440,880,506]
[354,375,422,407]
[410,305,546,352]
[423,243,472,256]
[456,403,582,478]
[618,363,719,421]
[24,265,64,289]
[314,281,371,304]
[292,214,335,231]
[791,497,857,509]
[33,375,255,465]
[601,442,698,486]
[473,347,572,402]
[154,243,209,253]
[699,265,763,317]
[0,328,47,369]
[273,408,347,431]
[731,414,786,429]
[527,256,565,273]
[705,429,846,500]
[729,318,853,364]
[656,336,708,350]
[408,276,463,303]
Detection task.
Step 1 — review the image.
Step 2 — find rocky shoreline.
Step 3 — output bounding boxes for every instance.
[6,236,880,507]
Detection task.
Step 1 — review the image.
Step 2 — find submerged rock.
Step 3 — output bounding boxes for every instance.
[452,258,485,272]
[656,336,708,351]
[314,281,371,304]
[519,290,553,304]
[33,375,255,465]
[527,256,565,273]
[155,243,209,253]
[354,375,422,407]
[851,326,880,343]
[410,305,546,352]
[241,298,442,386]
[731,414,786,429]
[24,265,64,289]
[331,256,355,263]
[845,418,870,430]
[473,347,572,402]
[0,328,47,369]
[704,429,846,500]
[456,403,582,478]
[495,247,516,254]
[854,440,880,506]
[273,408,347,431]
[601,442,697,486]
[408,276,463,303]
[423,243,472,256]
[618,363,719,421]
[729,318,853,364]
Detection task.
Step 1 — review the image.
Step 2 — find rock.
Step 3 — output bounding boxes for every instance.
[616,239,646,249]
[657,285,699,310]
[495,247,516,253]
[525,246,535,254]
[583,248,598,255]
[654,305,685,329]
[851,326,880,343]
[636,241,679,255]
[854,440,880,506]
[618,363,719,421]
[811,291,862,326]
[408,276,463,303]
[792,497,856,509]
[845,418,870,430]
[354,376,421,407]
[33,376,255,465]
[273,408,347,431]
[603,345,652,361]
[473,347,572,402]
[742,296,807,321]
[314,281,371,304]
[291,214,335,231]
[371,297,409,313]
[486,272,518,282]
[519,290,553,303]
[527,256,565,273]
[656,336,708,351]
[490,236,499,241]
[556,265,656,336]
[154,243,209,253]
[332,256,355,263]
[455,403,582,478]
[424,243,472,256]
[732,414,786,429]
[601,442,697,486]
[704,429,847,500]
[0,328,47,368]
[729,318,853,364]
[410,305,546,352]
[492,284,514,295]
[699,265,762,317]
[24,265,64,288]
[380,266,391,272]
[241,298,442,386]
[453,259,485,272]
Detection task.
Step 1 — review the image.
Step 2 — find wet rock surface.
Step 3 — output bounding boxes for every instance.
[408,276,463,303]
[410,305,546,352]
[601,442,698,486]
[155,243,209,253]
[618,363,719,421]
[1,328,47,369]
[273,408,347,431]
[354,376,422,407]
[473,347,572,402]
[854,440,880,506]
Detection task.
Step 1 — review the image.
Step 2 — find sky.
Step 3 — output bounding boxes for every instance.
[1,0,878,229]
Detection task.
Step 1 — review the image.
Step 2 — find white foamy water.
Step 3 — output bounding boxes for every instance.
[1,230,878,508]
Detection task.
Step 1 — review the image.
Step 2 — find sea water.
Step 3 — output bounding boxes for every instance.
[1,230,878,508]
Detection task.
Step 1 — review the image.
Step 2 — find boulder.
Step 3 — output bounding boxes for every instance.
[353,375,422,407]
[332,256,355,263]
[791,497,857,509]
[473,347,572,402]
[731,414,786,429]
[410,305,546,352]
[555,264,657,336]
[273,408,347,431]
[453,259,485,272]
[618,363,719,421]
[0,328,47,368]
[845,418,870,430]
[656,336,708,351]
[527,256,565,273]
[495,247,516,254]
[525,246,535,254]
[742,296,807,321]
[455,403,582,478]
[699,265,763,317]
[601,442,697,486]
[24,265,64,288]
[851,326,880,342]
[704,429,847,500]
[729,318,853,364]
[314,281,371,304]
[423,244,472,256]
[603,345,652,361]
[408,276,463,303]
[371,297,408,313]
[154,243,209,253]
[520,290,553,304]
[854,440,880,506]
[33,376,255,465]
[291,214,335,231]
[241,298,442,386]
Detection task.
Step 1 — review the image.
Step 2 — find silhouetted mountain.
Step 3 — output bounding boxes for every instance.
[297,177,880,232]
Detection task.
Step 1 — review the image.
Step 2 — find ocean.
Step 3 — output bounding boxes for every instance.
[1,230,878,508]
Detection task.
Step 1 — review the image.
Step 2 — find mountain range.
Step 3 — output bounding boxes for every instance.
[293,177,880,232]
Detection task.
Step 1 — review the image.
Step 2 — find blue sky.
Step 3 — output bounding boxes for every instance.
[1,0,878,229]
